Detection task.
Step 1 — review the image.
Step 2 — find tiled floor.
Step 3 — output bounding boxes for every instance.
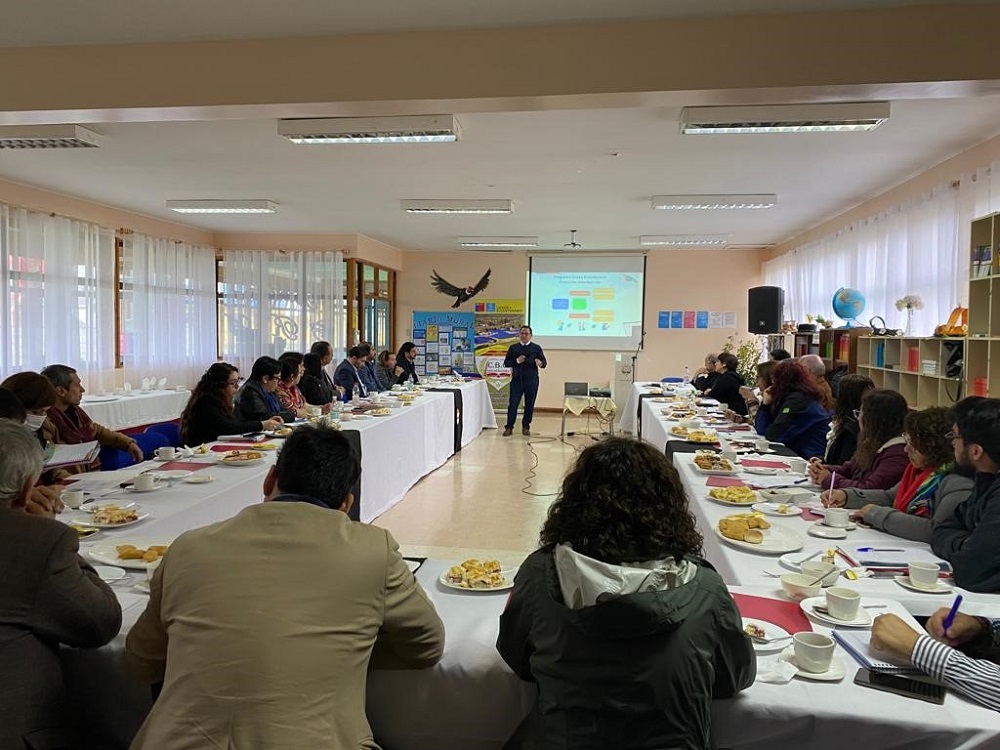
[376,413,609,565]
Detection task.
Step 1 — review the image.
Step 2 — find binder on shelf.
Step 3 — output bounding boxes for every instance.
[833,630,923,675]
[875,342,885,368]
[972,244,992,278]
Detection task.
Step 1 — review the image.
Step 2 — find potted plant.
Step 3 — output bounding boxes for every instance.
[722,335,764,386]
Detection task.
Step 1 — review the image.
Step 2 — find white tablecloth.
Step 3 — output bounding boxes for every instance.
[619,381,695,435]
[431,379,498,448]
[80,390,190,431]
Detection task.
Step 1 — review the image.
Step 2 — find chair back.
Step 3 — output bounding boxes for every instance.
[145,422,182,447]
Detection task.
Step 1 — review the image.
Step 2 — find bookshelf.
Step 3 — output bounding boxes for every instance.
[856,336,964,409]
[966,213,1000,398]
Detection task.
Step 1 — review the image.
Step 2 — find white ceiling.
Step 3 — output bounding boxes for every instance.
[1,0,996,47]
[1,98,999,251]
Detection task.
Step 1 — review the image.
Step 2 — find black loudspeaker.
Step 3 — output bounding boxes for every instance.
[748,286,784,334]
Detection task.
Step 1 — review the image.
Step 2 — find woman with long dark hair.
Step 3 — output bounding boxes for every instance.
[181,363,282,445]
[810,389,909,491]
[822,374,875,465]
[705,352,747,415]
[497,437,754,750]
[753,360,831,459]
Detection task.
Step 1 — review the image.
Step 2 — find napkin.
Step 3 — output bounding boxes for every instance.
[705,476,748,488]
[755,656,798,684]
[123,382,132,392]
[141,378,151,390]
[740,459,791,470]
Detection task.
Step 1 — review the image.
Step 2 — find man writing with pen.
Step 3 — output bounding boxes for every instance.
[871,597,1000,712]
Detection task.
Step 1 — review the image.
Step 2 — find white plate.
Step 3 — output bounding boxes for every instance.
[800,596,873,627]
[693,464,740,476]
[183,473,214,484]
[780,648,846,681]
[80,500,137,513]
[88,538,172,570]
[93,564,128,582]
[780,552,848,574]
[218,455,267,467]
[351,414,371,420]
[125,484,163,494]
[84,395,120,403]
[742,617,792,654]
[759,488,816,504]
[894,575,953,594]
[713,525,804,555]
[744,467,778,475]
[369,411,394,418]
[706,490,759,507]
[146,470,193,481]
[807,521,856,540]
[438,568,515,592]
[752,502,804,517]
[84,509,150,529]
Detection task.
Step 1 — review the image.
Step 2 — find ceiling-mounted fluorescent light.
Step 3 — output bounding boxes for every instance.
[166,200,278,214]
[459,236,537,248]
[0,124,104,149]
[681,102,890,134]
[652,194,777,210]
[279,115,460,144]
[640,235,729,247]
[402,199,512,215]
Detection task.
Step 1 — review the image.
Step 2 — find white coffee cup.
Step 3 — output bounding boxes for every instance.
[154,446,176,460]
[793,632,835,673]
[62,488,85,509]
[755,437,770,452]
[824,507,850,528]
[908,561,940,590]
[133,474,156,492]
[825,586,861,621]
[788,457,808,474]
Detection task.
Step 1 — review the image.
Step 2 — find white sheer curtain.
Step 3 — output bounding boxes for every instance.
[120,233,218,388]
[764,163,1000,336]
[0,204,116,389]
[218,249,345,374]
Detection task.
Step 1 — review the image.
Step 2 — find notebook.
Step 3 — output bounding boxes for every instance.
[833,629,923,675]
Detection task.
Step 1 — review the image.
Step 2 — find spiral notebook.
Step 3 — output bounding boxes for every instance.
[833,629,923,675]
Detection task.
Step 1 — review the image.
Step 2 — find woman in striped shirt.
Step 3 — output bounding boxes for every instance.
[871,611,1000,711]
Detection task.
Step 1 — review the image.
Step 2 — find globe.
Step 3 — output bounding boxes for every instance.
[832,287,866,326]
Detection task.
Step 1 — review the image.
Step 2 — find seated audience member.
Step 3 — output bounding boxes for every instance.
[181,363,282,446]
[753,360,831,459]
[0,419,122,749]
[309,341,338,395]
[276,352,309,419]
[357,342,381,392]
[871,608,1000,712]
[823,407,973,542]
[497,437,755,750]
[931,397,1000,592]
[396,341,420,384]
[798,354,835,412]
[0,382,64,517]
[375,350,405,391]
[822,374,875,465]
[769,348,791,361]
[727,360,776,423]
[810,389,909,491]
[705,352,748,415]
[334,346,371,400]
[237,356,296,424]
[41,364,143,475]
[691,353,719,393]
[299,352,337,407]
[125,426,444,748]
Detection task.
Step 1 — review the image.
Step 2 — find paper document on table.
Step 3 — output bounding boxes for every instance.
[850,546,951,571]
[44,441,99,469]
[833,630,922,674]
[745,476,811,489]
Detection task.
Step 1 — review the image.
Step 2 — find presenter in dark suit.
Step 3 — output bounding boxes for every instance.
[503,326,547,436]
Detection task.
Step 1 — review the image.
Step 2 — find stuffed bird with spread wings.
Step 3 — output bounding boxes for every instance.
[430,268,491,308]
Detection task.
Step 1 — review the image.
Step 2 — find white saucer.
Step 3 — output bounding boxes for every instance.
[183,474,214,484]
[93,564,128,582]
[807,521,856,539]
[894,575,953,594]
[800,596,873,627]
[125,484,162,494]
[780,647,846,681]
[146,470,193,481]
[753,502,804,517]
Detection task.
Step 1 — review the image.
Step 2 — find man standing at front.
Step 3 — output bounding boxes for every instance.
[124,426,445,749]
[503,325,547,437]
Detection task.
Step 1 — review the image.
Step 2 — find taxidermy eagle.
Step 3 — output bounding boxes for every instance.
[430,268,491,308]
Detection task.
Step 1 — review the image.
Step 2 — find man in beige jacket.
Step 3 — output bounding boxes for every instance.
[124,426,445,749]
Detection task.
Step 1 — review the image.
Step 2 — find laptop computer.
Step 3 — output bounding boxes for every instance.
[564,382,589,396]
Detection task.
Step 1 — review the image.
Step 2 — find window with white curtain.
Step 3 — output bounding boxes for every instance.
[0,204,116,389]
[119,232,218,388]
[218,249,345,374]
[764,164,1000,337]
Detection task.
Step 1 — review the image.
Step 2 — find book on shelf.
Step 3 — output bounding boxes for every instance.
[973,244,993,278]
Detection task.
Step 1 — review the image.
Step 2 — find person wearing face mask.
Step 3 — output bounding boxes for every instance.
[0,377,66,518]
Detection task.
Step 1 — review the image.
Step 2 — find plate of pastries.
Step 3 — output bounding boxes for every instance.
[440,558,513,591]
[716,513,804,554]
[692,454,738,475]
[88,539,171,570]
[707,486,758,505]
[219,450,266,466]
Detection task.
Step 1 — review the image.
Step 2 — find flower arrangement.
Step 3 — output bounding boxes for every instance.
[895,294,924,311]
[721,335,764,385]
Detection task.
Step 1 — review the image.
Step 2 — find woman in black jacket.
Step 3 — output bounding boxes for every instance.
[691,353,719,393]
[180,363,282,445]
[299,352,337,406]
[705,352,748,415]
[822,374,874,464]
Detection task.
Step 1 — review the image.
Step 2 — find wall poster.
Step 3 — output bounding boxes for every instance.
[411,311,476,377]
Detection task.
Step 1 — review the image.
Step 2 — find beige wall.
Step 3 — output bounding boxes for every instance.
[396,248,765,409]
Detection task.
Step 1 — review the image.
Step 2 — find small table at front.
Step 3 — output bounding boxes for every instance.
[560,395,616,437]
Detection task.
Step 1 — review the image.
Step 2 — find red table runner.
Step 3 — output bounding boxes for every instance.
[740,458,791,470]
[732,592,814,634]
[705,476,748,488]
[156,460,212,472]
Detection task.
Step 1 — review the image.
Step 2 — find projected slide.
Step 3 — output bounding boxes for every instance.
[528,256,645,351]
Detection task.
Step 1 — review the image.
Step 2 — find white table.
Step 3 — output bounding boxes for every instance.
[428,379,498,448]
[619,381,695,436]
[80,390,190,431]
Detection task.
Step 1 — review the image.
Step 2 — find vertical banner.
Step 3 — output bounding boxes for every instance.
[412,311,476,376]
[473,299,526,411]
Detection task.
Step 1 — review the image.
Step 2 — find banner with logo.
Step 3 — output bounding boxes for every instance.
[411,311,476,377]
[473,299,525,410]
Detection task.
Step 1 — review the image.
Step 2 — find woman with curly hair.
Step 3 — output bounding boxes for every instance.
[276,352,309,419]
[822,374,875,465]
[811,389,909,491]
[753,359,831,459]
[180,363,282,446]
[497,437,755,750]
[821,407,974,542]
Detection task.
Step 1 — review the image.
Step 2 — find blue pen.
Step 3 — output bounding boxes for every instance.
[942,594,964,633]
